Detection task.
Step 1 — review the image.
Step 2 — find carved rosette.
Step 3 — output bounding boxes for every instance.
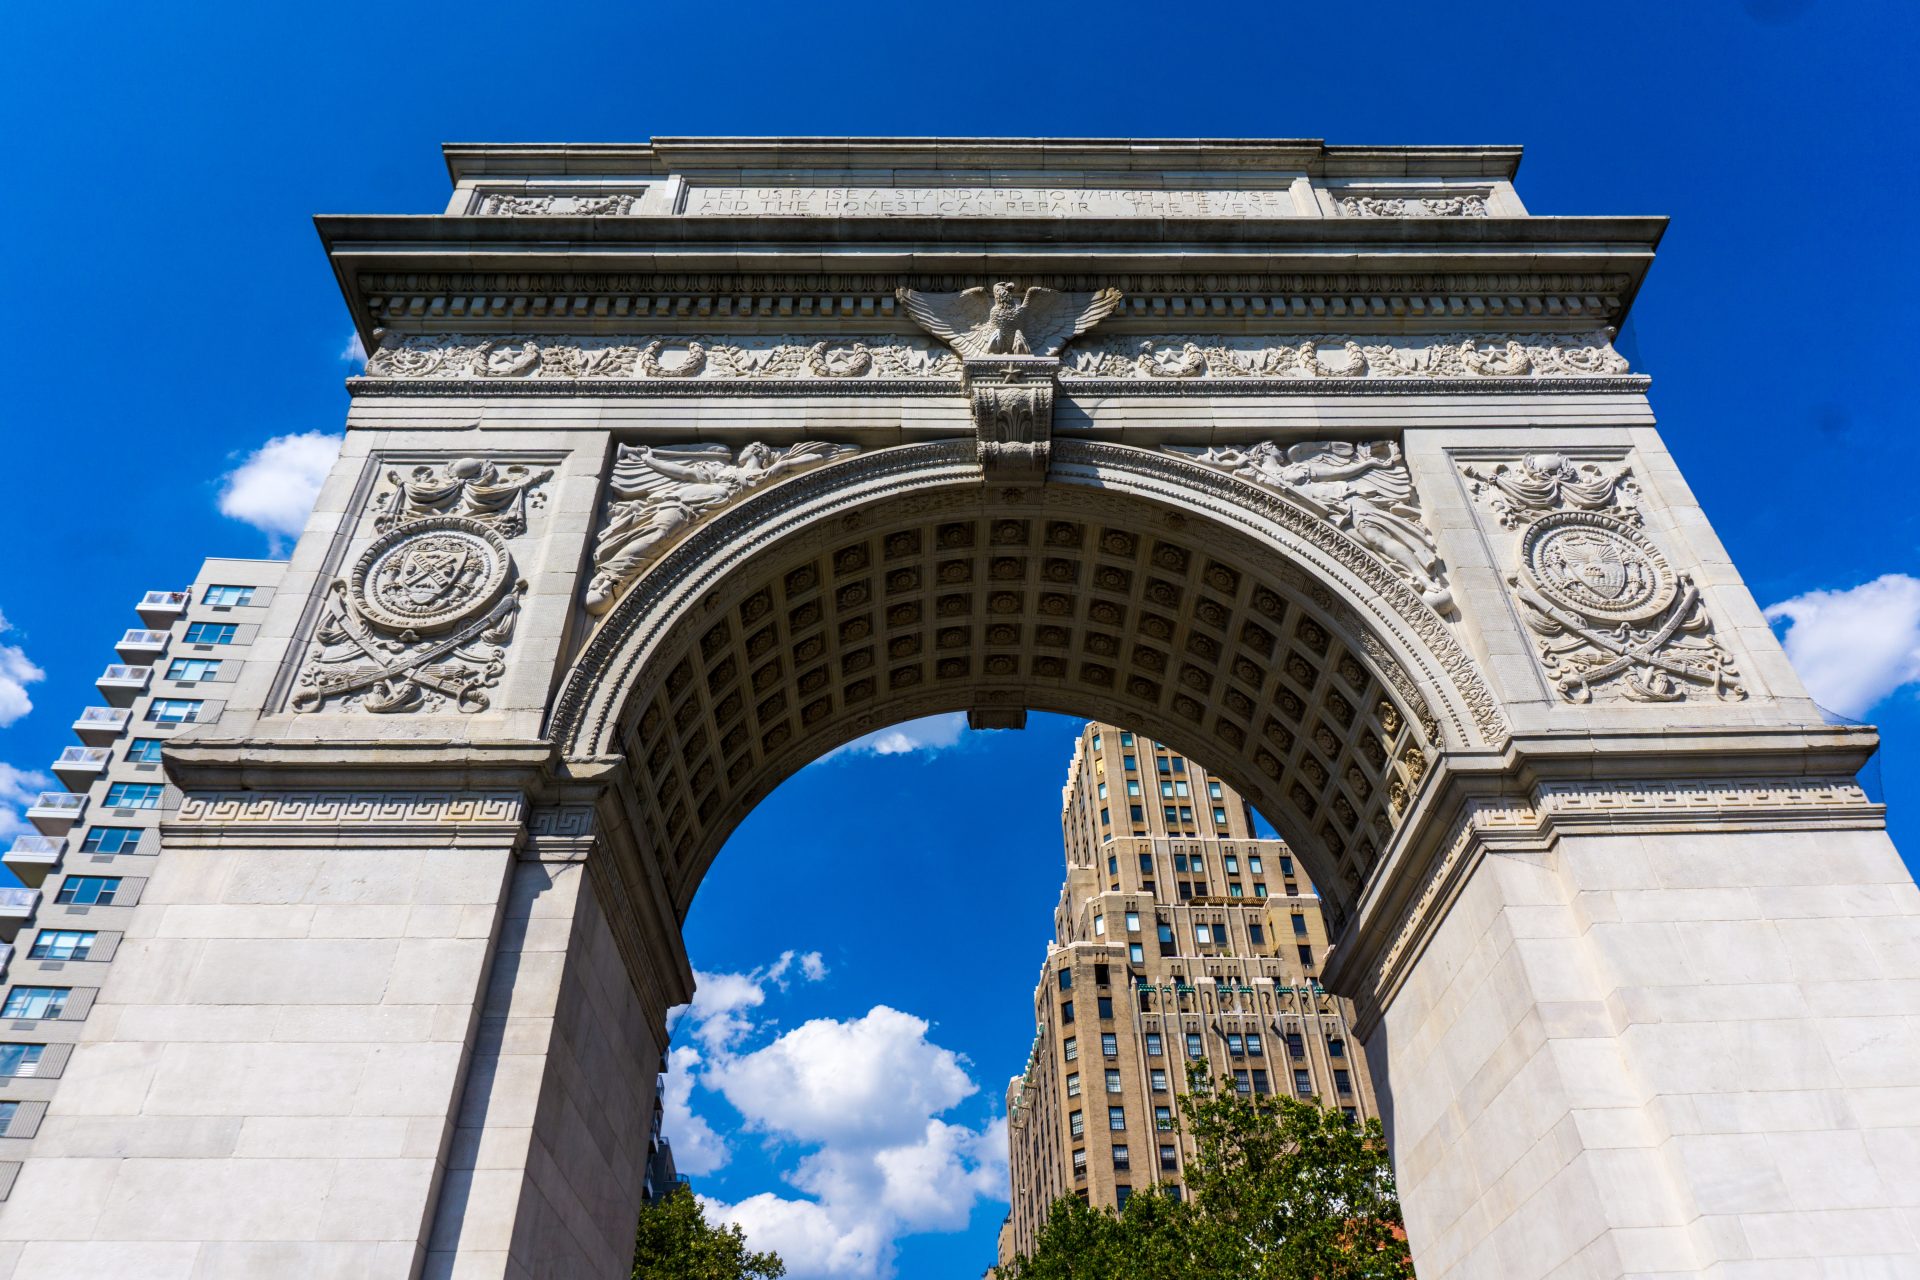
[965,357,1056,483]
[293,462,548,715]
[1461,454,1744,704]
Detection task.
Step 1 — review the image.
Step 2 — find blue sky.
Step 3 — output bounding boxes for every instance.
[2,1,1918,1275]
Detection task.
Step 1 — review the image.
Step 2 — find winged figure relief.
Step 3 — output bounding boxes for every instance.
[1187,441,1452,610]
[584,441,856,614]
[896,282,1124,358]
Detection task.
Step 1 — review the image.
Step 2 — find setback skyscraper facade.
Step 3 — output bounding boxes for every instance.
[1000,722,1376,1263]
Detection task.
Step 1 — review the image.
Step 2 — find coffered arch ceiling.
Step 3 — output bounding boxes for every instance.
[551,440,1504,933]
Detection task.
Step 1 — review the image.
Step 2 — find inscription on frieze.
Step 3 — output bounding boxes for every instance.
[684,186,1301,218]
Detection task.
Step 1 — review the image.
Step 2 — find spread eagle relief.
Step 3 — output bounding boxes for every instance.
[895,283,1124,358]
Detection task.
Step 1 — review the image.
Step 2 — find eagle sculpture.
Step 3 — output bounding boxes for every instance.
[896,282,1124,358]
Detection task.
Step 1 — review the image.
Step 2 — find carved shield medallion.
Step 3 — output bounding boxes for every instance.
[350,516,514,634]
[1519,511,1673,623]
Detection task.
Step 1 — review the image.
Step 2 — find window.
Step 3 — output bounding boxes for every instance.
[1298,945,1314,967]
[1254,883,1268,899]
[1185,1033,1204,1059]
[1108,1107,1126,1131]
[1230,884,1244,899]
[125,738,165,764]
[1066,1072,1080,1098]
[1292,914,1309,936]
[104,783,163,809]
[202,585,255,606]
[184,622,237,645]
[1342,1106,1358,1123]
[1335,1070,1353,1095]
[1129,805,1144,823]
[1059,969,1073,990]
[1096,782,1108,801]
[1179,807,1193,822]
[1223,856,1239,874]
[1128,943,1144,964]
[165,658,222,681]
[1286,1032,1305,1059]
[1234,1069,1252,1094]
[1063,1036,1077,1061]
[146,699,204,724]
[1101,1033,1118,1058]
[1246,1033,1264,1057]
[1115,1185,1132,1211]
[1124,911,1140,932]
[28,931,96,961]
[1226,1034,1244,1056]
[1144,1033,1163,1058]
[1160,1143,1179,1170]
[1248,922,1265,946]
[1248,856,1263,874]
[80,827,140,854]
[1126,779,1140,797]
[1294,1070,1313,1096]
[1123,755,1136,772]
[1072,1148,1087,1176]
[55,877,121,906]
[1328,1038,1347,1059]
[1137,854,1151,873]
[1093,914,1106,937]
[1099,808,1109,826]
[1154,1105,1173,1131]
[2,987,70,1019]
[1209,781,1223,800]
[1092,733,1102,750]
[1061,1001,1075,1022]
[1106,855,1118,876]
[1156,922,1173,944]
[1172,854,1188,873]
[1096,997,1114,1019]
[1171,757,1186,773]
[1284,882,1298,896]
[1112,1144,1130,1170]
[1157,756,1171,774]
[1252,1069,1271,1094]
[1069,1111,1084,1137]
[1193,923,1212,945]
[1120,732,1133,746]
[0,1045,44,1076]
[1163,806,1177,824]
[1150,1068,1168,1092]
[1174,780,1189,798]
[0,1102,16,1130]
[1214,808,1229,825]
[1159,780,1173,799]
[1105,1069,1123,1094]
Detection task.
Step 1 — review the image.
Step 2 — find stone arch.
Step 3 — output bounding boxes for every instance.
[551,439,1505,930]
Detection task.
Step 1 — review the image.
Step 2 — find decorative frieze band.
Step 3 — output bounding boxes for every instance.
[176,791,526,826]
[364,332,961,382]
[1065,331,1628,380]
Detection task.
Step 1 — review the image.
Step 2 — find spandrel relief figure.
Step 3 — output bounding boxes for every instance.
[585,441,857,614]
[374,457,553,537]
[1187,441,1452,611]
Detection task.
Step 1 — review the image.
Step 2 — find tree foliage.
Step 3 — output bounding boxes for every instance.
[633,1184,785,1280]
[996,1071,1412,1280]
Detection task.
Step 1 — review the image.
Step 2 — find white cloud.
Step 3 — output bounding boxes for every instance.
[0,611,46,727]
[820,712,968,761]
[0,763,52,841]
[1765,573,1920,718]
[340,332,367,363]
[708,1007,977,1148]
[799,952,829,983]
[662,1046,730,1176]
[217,431,342,550]
[703,1193,892,1280]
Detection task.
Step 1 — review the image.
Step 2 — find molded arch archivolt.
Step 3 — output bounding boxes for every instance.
[549,439,1506,933]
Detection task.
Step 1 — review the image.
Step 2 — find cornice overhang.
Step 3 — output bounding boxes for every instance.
[318,213,1666,351]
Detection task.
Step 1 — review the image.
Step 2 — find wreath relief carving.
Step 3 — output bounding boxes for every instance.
[1463,453,1745,704]
[294,457,548,714]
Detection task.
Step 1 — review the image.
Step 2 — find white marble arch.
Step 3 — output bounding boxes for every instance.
[1,137,1916,1280]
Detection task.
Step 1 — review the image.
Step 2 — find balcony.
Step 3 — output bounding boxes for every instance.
[3,836,61,888]
[0,887,39,942]
[96,664,152,706]
[72,706,131,744]
[0,941,11,981]
[135,590,189,625]
[115,628,171,662]
[50,746,110,788]
[26,791,86,835]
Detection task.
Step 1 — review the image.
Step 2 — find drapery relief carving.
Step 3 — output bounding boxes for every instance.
[1461,454,1744,704]
[293,458,548,714]
[1176,442,1452,611]
[1065,331,1628,380]
[362,331,962,381]
[585,442,858,615]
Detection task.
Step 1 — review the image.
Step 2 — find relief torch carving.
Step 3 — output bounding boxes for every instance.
[584,442,857,615]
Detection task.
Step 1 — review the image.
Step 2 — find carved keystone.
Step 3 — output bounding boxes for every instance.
[967,707,1029,731]
[965,356,1056,484]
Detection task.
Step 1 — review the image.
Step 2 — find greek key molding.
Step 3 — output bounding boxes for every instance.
[176,791,526,826]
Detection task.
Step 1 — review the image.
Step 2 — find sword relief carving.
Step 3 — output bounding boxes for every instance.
[1462,453,1744,703]
[293,459,549,714]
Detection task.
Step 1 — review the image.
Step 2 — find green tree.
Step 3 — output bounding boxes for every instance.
[633,1184,785,1280]
[997,1070,1411,1280]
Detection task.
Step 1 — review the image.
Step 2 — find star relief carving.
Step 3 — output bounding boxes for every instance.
[896,282,1124,358]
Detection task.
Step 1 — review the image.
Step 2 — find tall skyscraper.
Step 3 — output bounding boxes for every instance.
[999,721,1377,1264]
[0,559,286,1196]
